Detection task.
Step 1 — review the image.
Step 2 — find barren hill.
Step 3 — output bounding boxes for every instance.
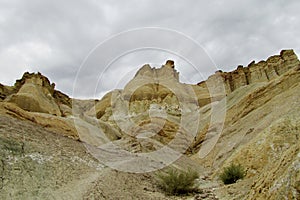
[0,50,299,199]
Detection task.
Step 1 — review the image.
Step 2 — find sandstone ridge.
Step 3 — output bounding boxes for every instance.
[2,72,72,116]
[200,49,299,93]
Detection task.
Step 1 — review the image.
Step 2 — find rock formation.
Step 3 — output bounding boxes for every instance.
[200,49,299,94]
[3,72,72,116]
[0,49,299,199]
[89,60,197,122]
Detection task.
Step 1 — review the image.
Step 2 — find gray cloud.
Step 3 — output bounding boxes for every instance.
[0,0,299,98]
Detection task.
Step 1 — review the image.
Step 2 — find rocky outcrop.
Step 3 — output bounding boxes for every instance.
[125,61,180,101]
[0,84,13,100]
[3,72,72,116]
[91,61,199,120]
[198,49,300,94]
[84,91,113,119]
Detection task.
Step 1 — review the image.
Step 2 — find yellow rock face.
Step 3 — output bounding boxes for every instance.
[3,72,72,116]
[7,82,61,116]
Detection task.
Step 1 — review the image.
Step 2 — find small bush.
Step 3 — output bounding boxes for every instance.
[156,168,199,195]
[219,163,246,184]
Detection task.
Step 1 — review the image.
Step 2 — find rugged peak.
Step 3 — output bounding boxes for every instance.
[14,72,71,107]
[94,61,195,119]
[1,72,72,116]
[164,60,175,68]
[134,61,179,81]
[123,62,181,102]
[14,72,55,94]
[202,49,300,94]
[134,64,152,77]
[280,49,297,59]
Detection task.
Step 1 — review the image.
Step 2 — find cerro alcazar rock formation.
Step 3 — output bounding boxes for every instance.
[0,49,299,199]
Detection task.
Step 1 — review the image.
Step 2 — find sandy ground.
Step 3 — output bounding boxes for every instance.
[0,114,221,200]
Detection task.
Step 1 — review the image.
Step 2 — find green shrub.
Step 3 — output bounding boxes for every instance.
[219,163,246,184]
[156,168,199,195]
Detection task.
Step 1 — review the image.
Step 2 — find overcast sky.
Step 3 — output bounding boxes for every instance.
[0,0,299,99]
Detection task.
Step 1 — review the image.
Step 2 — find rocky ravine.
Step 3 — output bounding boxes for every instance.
[0,49,299,199]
